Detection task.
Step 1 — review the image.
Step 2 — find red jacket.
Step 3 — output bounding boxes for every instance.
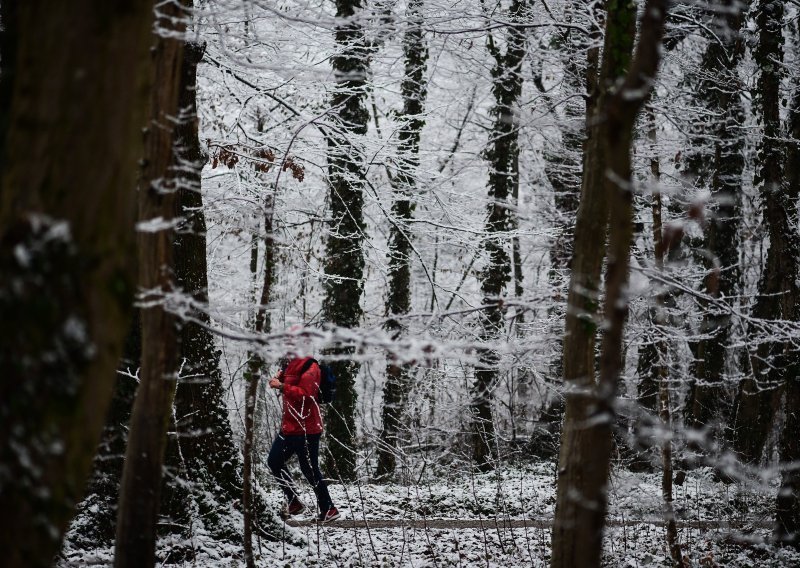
[278,357,323,435]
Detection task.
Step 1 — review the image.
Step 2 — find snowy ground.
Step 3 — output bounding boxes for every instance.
[60,462,800,567]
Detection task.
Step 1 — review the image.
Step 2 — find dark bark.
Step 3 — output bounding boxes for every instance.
[243,189,276,567]
[537,0,603,453]
[0,3,154,566]
[774,58,800,550]
[552,0,633,554]
[376,0,428,480]
[171,40,243,541]
[777,372,800,546]
[0,0,17,171]
[637,338,660,414]
[650,123,685,567]
[66,312,141,549]
[630,115,665,473]
[551,0,669,565]
[731,0,797,466]
[683,0,749,432]
[114,5,186,567]
[322,0,371,481]
[470,0,528,472]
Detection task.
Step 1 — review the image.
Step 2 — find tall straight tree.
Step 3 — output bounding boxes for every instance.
[775,73,800,547]
[683,0,750,431]
[243,188,276,567]
[0,3,155,566]
[114,4,187,567]
[537,0,602,454]
[376,0,428,479]
[731,0,798,466]
[173,38,244,540]
[471,0,528,471]
[551,0,670,565]
[544,0,601,295]
[322,0,371,481]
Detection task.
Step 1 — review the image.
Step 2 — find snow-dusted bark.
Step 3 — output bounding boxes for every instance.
[551,0,670,565]
[683,0,750,433]
[321,0,372,481]
[0,3,155,566]
[731,0,798,467]
[470,0,529,472]
[377,0,429,479]
[115,5,187,566]
[172,39,246,542]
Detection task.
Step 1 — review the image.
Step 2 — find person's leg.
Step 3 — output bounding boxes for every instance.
[295,434,334,513]
[267,433,299,504]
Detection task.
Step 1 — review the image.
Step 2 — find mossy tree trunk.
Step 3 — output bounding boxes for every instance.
[172,38,244,541]
[551,1,669,565]
[114,5,187,567]
[731,0,797,466]
[376,0,428,480]
[0,3,155,566]
[470,0,528,472]
[683,0,750,433]
[322,0,371,481]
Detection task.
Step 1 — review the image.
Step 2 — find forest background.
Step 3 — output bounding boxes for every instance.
[2,0,800,566]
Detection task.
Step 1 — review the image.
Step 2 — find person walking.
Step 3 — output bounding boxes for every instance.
[267,354,340,522]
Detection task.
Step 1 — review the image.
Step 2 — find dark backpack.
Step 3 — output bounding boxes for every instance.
[299,358,336,404]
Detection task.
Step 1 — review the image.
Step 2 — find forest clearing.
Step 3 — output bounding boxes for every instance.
[3,0,800,566]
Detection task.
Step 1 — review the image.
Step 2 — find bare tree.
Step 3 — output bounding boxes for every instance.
[775,58,800,548]
[551,0,670,565]
[731,0,797,467]
[470,0,529,471]
[683,0,750,435]
[322,0,372,481]
[173,38,246,541]
[114,4,187,566]
[376,0,429,479]
[243,186,276,566]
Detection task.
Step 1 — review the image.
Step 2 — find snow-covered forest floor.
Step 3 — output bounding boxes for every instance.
[60,462,800,567]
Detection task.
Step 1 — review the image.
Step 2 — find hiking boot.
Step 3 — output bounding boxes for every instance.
[283,498,305,517]
[318,507,340,523]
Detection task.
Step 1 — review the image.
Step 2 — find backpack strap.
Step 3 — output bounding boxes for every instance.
[298,357,319,376]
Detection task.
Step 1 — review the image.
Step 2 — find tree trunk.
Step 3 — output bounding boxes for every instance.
[774,57,800,549]
[376,0,428,480]
[243,190,276,568]
[683,0,749,433]
[551,1,669,565]
[171,39,244,541]
[322,0,371,481]
[650,120,685,568]
[114,6,187,567]
[0,3,155,566]
[551,0,632,558]
[777,370,800,546]
[534,0,603,459]
[67,311,141,549]
[731,0,796,466]
[470,0,528,472]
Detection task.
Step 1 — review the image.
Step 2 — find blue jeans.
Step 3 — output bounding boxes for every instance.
[267,433,334,513]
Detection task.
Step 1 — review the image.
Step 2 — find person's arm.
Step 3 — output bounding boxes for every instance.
[282,363,320,402]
